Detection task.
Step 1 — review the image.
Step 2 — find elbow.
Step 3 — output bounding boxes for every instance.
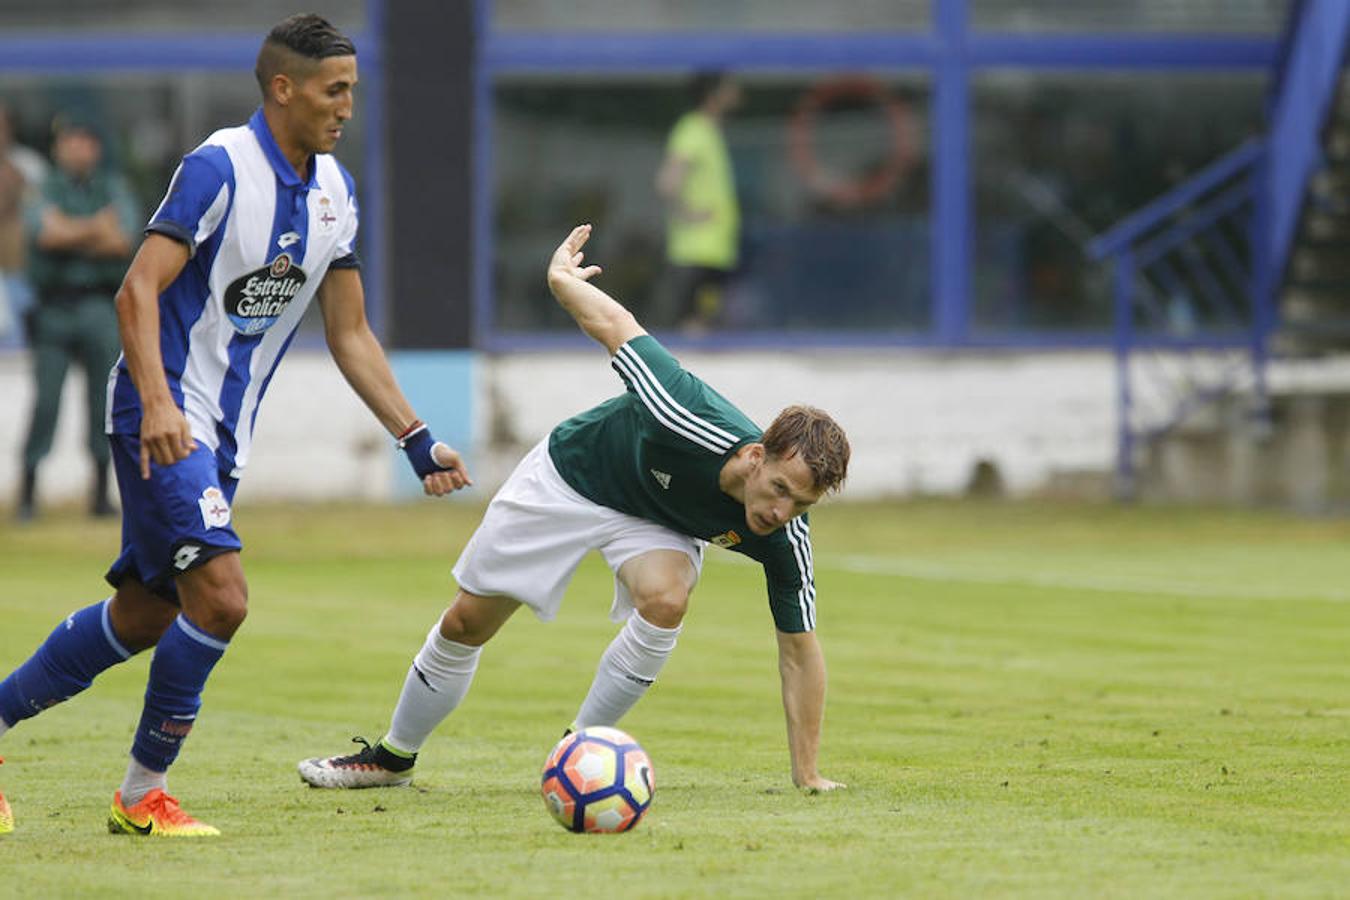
[113,279,135,316]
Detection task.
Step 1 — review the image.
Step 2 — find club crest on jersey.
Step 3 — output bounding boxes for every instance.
[709,530,741,548]
[316,195,337,233]
[223,252,308,335]
[198,487,231,529]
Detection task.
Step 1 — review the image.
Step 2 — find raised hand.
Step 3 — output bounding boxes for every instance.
[547,223,603,288]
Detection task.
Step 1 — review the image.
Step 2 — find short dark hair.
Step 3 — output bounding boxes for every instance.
[255,14,356,98]
[762,405,850,494]
[689,71,731,108]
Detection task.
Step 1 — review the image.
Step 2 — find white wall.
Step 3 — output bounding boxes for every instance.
[0,347,1123,508]
[0,352,391,509]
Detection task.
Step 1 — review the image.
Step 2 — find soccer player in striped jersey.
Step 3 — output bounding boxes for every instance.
[0,14,469,837]
[300,224,850,794]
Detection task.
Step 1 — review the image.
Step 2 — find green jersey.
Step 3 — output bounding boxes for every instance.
[549,335,817,633]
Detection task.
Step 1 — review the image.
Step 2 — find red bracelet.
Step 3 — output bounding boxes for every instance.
[396,419,424,442]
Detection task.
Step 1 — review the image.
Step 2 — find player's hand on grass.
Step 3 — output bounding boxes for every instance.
[399,424,472,496]
[546,224,603,291]
[138,399,198,478]
[795,773,846,794]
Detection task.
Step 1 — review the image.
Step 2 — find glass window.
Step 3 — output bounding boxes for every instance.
[971,71,1265,333]
[493,0,928,32]
[971,0,1288,34]
[0,0,365,31]
[492,73,930,337]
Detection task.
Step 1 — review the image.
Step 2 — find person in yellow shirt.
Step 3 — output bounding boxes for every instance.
[656,72,742,333]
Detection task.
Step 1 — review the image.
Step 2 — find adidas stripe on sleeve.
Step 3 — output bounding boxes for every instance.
[610,337,742,453]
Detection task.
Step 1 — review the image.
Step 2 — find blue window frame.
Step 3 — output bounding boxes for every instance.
[476,0,1278,350]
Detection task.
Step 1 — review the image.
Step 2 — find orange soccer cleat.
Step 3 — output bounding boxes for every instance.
[108,789,219,838]
[0,757,12,834]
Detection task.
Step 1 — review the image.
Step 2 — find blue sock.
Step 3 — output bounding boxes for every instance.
[0,599,133,727]
[131,614,228,772]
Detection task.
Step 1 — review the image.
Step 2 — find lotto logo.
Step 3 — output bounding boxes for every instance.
[173,544,202,571]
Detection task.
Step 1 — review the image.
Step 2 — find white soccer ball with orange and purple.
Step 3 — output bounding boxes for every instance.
[540,726,654,833]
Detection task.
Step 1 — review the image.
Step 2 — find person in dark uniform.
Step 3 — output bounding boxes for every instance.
[19,111,138,520]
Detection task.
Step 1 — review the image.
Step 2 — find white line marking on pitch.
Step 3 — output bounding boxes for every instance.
[708,550,1349,602]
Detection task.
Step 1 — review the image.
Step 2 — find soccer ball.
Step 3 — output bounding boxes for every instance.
[540,726,654,833]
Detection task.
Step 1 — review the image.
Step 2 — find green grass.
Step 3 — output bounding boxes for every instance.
[1,500,1347,898]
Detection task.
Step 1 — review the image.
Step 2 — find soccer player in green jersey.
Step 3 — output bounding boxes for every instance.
[300,224,851,792]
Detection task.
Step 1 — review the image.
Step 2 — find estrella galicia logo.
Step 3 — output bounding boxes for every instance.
[223,252,308,335]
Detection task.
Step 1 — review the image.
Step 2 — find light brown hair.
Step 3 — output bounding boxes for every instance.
[762,405,850,494]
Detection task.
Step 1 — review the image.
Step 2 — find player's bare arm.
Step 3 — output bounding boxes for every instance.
[114,233,197,478]
[317,267,471,495]
[545,223,645,355]
[777,628,845,793]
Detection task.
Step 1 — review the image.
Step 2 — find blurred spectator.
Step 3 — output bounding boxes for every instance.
[0,102,46,341]
[18,111,139,521]
[655,71,742,333]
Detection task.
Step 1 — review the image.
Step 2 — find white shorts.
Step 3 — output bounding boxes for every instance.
[452,439,705,622]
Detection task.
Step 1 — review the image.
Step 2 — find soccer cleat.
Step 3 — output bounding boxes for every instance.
[0,757,12,834]
[108,789,220,837]
[298,736,416,789]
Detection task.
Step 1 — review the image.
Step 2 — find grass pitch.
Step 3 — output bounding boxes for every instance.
[0,499,1346,898]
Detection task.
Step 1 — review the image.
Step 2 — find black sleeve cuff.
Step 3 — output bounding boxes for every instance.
[145,221,195,257]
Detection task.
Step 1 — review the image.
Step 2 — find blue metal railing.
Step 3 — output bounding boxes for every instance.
[1089,140,1268,497]
[1259,0,1350,306]
[1089,0,1350,497]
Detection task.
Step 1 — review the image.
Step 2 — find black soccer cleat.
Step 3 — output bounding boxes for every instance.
[298,736,417,789]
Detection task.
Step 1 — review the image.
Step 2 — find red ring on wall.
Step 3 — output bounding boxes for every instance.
[788,77,917,208]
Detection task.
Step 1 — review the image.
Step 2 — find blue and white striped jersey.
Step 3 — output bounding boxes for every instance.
[106,108,360,477]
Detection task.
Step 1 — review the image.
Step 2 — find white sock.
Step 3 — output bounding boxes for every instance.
[575,613,680,728]
[119,756,167,806]
[384,622,483,755]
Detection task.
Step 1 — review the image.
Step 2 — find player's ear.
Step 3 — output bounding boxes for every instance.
[746,442,765,466]
[271,73,294,106]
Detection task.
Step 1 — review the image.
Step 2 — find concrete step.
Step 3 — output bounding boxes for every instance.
[1271,320,1350,356]
[1328,132,1350,161]
[1302,211,1350,242]
[1291,248,1350,281]
[1281,292,1350,327]
[1310,166,1350,197]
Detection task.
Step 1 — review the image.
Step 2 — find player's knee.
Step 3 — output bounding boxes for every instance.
[437,602,489,646]
[633,587,688,629]
[178,554,250,639]
[439,592,516,646]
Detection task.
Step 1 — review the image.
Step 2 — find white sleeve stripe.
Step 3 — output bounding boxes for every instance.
[613,350,735,453]
[613,346,733,450]
[616,344,740,448]
[620,343,740,446]
[786,518,816,630]
[616,356,726,453]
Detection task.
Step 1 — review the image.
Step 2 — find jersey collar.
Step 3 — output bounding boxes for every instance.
[248,107,319,191]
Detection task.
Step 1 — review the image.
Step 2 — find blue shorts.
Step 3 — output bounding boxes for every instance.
[105,433,243,602]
